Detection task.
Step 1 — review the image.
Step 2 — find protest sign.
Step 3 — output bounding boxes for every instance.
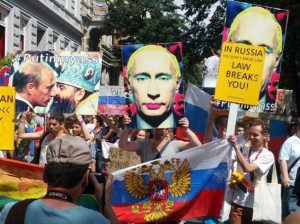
[101,141,141,172]
[98,85,126,115]
[122,42,184,129]
[0,87,15,150]
[107,147,141,173]
[221,1,289,112]
[9,51,102,115]
[215,42,266,105]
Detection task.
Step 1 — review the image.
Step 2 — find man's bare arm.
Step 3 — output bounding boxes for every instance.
[118,115,139,152]
[178,117,202,151]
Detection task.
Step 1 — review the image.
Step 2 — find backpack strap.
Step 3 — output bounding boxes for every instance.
[154,141,171,160]
[288,156,300,173]
[5,199,37,224]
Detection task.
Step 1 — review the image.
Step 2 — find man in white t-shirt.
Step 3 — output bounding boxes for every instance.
[279,117,300,218]
[228,119,274,224]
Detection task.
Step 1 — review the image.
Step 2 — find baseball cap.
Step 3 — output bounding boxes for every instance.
[47,135,92,165]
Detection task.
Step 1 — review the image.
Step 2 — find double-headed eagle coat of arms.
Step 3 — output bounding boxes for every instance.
[124,158,192,222]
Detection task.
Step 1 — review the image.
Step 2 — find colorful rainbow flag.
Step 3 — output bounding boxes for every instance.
[111,139,231,223]
[0,158,99,211]
[0,158,46,209]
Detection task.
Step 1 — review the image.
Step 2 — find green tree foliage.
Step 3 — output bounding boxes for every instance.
[181,0,225,86]
[182,0,225,60]
[0,53,14,67]
[106,0,198,86]
[106,0,185,45]
[106,0,299,111]
[182,0,299,112]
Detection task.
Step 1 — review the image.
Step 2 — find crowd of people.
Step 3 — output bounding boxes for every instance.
[0,103,299,224]
[0,5,298,222]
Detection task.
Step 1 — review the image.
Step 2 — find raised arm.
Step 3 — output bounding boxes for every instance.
[178,117,202,151]
[118,115,139,152]
[76,114,91,141]
[90,170,119,224]
[228,135,258,173]
[204,102,218,143]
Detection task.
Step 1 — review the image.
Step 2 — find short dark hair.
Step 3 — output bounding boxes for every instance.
[250,118,269,135]
[44,163,89,188]
[49,114,64,124]
[95,115,104,126]
[236,122,245,129]
[215,116,228,126]
[83,115,93,124]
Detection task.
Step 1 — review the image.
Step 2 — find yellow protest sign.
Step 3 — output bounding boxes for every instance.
[0,87,16,150]
[214,42,266,105]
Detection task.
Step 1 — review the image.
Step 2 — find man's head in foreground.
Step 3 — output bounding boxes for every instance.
[44,135,92,192]
[228,7,282,97]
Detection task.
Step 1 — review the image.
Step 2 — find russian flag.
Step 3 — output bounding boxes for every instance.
[98,86,126,115]
[111,139,231,223]
[269,118,288,161]
[182,82,212,142]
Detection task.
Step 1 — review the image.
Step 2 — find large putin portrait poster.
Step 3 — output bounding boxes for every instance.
[222,1,288,113]
[122,43,184,129]
[8,51,102,115]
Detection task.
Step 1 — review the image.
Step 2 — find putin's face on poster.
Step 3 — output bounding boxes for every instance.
[228,7,282,99]
[125,45,182,129]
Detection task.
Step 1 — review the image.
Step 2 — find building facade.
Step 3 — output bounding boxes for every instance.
[0,0,85,54]
[0,0,119,84]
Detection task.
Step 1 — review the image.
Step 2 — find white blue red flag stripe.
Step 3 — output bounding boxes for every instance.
[98,86,126,115]
[111,139,231,223]
[184,82,212,142]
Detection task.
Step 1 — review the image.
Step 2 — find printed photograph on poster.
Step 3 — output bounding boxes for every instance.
[222,1,289,112]
[8,51,102,115]
[122,43,184,129]
[98,85,126,115]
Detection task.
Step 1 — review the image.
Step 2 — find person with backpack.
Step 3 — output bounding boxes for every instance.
[279,117,300,219]
[0,135,118,224]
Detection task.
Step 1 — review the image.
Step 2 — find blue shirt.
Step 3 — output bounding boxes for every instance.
[0,200,110,224]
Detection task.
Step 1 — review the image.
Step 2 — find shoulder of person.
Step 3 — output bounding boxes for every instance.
[259,148,275,160]
[77,206,110,223]
[282,135,298,146]
[0,202,17,223]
